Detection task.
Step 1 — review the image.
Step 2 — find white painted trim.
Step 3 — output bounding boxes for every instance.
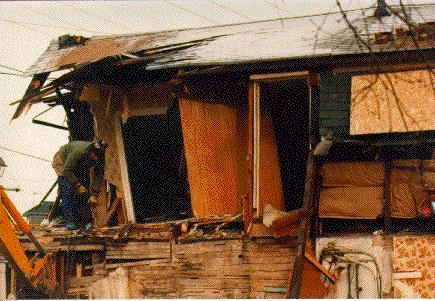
[114,113,135,223]
[253,82,260,216]
[250,71,309,218]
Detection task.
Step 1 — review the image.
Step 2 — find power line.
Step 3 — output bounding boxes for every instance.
[208,0,255,22]
[14,2,113,35]
[0,64,24,74]
[163,0,221,26]
[0,72,26,77]
[0,146,52,163]
[2,17,51,37]
[1,17,110,35]
[60,2,135,32]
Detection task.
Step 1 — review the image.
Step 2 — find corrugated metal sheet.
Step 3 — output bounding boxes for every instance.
[24,5,435,76]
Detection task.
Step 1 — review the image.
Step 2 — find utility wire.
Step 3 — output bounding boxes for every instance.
[261,0,296,18]
[0,18,109,35]
[208,0,255,22]
[0,72,26,77]
[0,146,52,163]
[163,0,221,26]
[60,2,135,32]
[14,2,113,35]
[0,64,24,74]
[2,18,51,37]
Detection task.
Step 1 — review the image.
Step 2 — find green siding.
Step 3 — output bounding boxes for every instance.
[319,72,351,138]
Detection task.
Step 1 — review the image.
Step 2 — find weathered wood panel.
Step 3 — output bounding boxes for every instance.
[319,72,351,138]
[178,97,242,218]
[259,113,285,215]
[128,238,298,299]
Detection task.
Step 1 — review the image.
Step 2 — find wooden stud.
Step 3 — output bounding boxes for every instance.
[114,113,135,223]
[104,197,121,226]
[383,160,393,235]
[286,152,317,299]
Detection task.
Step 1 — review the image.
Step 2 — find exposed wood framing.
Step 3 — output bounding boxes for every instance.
[383,160,393,235]
[114,113,135,223]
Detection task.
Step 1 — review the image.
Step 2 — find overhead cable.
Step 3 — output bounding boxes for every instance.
[1,18,108,35]
[14,2,113,35]
[163,0,221,25]
[0,146,52,163]
[0,72,26,77]
[60,2,135,32]
[208,0,255,22]
[0,64,24,74]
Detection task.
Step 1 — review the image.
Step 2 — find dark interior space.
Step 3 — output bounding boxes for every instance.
[122,102,191,223]
[261,79,309,211]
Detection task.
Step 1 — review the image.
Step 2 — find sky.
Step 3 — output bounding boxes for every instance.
[0,0,432,214]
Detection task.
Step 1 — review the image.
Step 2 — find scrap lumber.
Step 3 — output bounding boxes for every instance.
[286,152,318,298]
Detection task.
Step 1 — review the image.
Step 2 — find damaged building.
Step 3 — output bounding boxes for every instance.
[4,3,435,299]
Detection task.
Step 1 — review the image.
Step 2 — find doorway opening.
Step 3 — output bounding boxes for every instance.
[122,102,191,223]
[250,72,310,214]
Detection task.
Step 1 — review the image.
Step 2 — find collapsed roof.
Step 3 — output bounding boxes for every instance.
[23,4,435,76]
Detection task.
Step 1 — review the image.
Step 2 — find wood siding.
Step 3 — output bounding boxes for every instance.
[319,72,351,138]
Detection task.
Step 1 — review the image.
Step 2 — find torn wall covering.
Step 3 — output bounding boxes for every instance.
[79,84,124,189]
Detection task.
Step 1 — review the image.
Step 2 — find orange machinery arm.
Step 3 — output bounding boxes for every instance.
[0,186,61,297]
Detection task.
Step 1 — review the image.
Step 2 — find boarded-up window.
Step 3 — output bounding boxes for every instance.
[350,69,435,135]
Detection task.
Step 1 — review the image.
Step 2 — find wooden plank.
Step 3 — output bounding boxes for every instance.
[178,96,241,218]
[104,197,121,226]
[114,113,135,222]
[383,160,393,235]
[245,82,254,232]
[286,152,317,298]
[393,271,422,279]
[259,113,285,216]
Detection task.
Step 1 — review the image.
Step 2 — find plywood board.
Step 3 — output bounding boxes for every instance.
[259,113,285,215]
[351,69,435,135]
[179,97,242,218]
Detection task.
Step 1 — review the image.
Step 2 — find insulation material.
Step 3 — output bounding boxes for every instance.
[319,186,383,219]
[350,69,435,135]
[390,169,434,218]
[320,162,384,187]
[319,160,435,219]
[80,84,123,190]
[393,236,435,299]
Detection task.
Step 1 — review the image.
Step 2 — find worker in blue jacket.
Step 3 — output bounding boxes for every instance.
[52,140,106,230]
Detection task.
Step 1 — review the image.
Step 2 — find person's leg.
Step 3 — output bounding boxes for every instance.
[58,177,77,230]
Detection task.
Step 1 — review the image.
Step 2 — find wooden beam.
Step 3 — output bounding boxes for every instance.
[383,160,393,235]
[244,82,254,233]
[104,197,121,226]
[303,252,336,283]
[114,113,135,223]
[286,152,317,298]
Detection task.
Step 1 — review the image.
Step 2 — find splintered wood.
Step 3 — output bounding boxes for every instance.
[126,239,298,299]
